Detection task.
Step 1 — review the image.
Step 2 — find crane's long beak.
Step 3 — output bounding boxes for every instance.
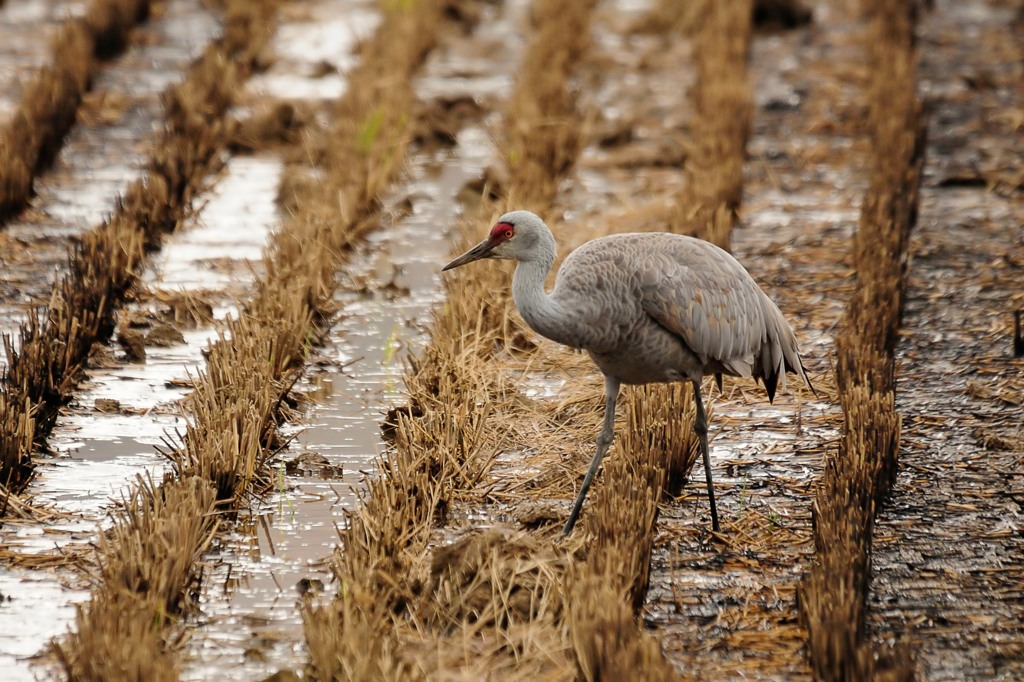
[442,239,496,271]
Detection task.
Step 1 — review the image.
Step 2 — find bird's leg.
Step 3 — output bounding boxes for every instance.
[563,375,620,535]
[692,380,721,533]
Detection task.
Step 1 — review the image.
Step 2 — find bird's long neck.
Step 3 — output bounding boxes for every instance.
[512,249,577,348]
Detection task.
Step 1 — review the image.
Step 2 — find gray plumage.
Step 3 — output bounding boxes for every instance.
[443,210,814,535]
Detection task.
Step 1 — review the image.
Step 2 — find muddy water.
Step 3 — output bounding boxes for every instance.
[42,0,221,227]
[178,1,528,675]
[0,0,219,345]
[181,146,491,679]
[248,0,379,101]
[0,1,87,124]
[147,157,281,293]
[0,153,279,680]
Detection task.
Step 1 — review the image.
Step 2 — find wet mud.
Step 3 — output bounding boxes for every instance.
[867,3,1023,677]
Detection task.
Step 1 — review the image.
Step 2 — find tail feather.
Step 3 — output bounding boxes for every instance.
[759,293,814,402]
[764,367,779,404]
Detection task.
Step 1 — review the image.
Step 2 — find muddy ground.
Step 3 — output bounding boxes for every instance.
[0,0,1021,680]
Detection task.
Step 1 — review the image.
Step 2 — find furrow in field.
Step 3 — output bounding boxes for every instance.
[297,0,543,675]
[0,0,269,499]
[0,8,257,674]
[0,0,219,341]
[630,2,860,676]
[170,1,392,677]
[14,1,281,677]
[798,0,925,678]
[0,0,152,224]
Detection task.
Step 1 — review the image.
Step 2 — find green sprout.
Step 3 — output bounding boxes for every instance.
[357,109,386,156]
[276,462,296,520]
[383,0,415,12]
[506,146,521,168]
[382,325,401,365]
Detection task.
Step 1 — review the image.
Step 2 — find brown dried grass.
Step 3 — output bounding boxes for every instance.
[568,577,677,682]
[167,313,308,502]
[0,0,151,223]
[423,529,571,638]
[673,0,753,249]
[799,1,924,679]
[54,475,219,680]
[504,0,597,208]
[625,383,700,499]
[413,530,578,680]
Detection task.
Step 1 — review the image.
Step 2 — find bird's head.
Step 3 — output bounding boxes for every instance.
[443,210,551,271]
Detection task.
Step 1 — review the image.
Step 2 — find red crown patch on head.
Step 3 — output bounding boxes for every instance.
[489,222,515,242]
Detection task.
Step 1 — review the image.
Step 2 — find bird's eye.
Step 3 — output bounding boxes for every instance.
[504,229,514,239]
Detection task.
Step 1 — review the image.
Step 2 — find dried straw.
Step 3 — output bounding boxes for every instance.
[673,0,753,249]
[799,1,925,679]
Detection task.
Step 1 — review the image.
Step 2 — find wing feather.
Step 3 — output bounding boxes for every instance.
[637,235,810,399]
[639,240,766,370]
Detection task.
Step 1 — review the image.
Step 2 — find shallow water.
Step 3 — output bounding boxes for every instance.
[0,1,87,124]
[0,151,280,679]
[181,147,492,677]
[247,0,379,101]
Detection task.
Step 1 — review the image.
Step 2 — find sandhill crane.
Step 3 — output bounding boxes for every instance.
[443,210,814,534]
